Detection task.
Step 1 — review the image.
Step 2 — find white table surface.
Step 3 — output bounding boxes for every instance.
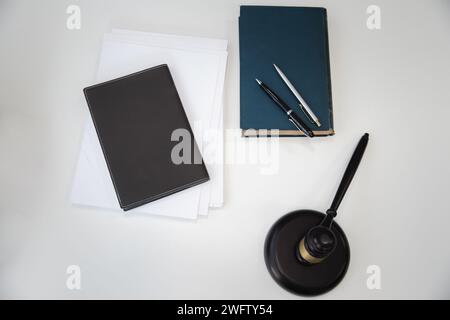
[1,0,450,299]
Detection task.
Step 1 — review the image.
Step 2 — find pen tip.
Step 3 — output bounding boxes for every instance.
[255,78,262,85]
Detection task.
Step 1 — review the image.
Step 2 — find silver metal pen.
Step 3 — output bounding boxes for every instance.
[273,64,321,127]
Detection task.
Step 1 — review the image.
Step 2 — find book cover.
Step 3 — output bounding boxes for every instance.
[239,6,334,136]
[83,65,209,211]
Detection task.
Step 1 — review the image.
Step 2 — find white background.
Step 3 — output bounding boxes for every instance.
[1,0,450,299]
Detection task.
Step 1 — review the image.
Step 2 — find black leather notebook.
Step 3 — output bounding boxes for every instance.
[83,64,209,211]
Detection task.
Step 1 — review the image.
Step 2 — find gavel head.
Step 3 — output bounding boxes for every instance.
[297,225,337,265]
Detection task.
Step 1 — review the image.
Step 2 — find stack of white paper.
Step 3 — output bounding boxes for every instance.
[71,29,228,219]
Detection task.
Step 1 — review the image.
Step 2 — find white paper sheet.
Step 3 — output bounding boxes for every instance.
[71,32,227,218]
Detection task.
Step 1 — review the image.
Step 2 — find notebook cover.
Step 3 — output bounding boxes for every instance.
[83,65,209,211]
[239,6,334,136]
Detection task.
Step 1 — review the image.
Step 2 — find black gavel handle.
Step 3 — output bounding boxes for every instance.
[329,133,369,214]
[321,133,369,229]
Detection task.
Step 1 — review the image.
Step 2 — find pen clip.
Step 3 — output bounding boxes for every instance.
[288,118,303,132]
[289,116,314,137]
[299,103,317,125]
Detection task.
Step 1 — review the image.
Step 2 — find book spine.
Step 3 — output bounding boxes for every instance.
[322,8,335,135]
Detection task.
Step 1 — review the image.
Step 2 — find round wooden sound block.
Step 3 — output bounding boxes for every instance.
[264,209,350,296]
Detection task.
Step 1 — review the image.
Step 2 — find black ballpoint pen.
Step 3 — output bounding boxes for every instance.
[255,79,314,137]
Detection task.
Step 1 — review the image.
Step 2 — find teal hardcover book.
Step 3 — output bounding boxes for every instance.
[239,6,334,136]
